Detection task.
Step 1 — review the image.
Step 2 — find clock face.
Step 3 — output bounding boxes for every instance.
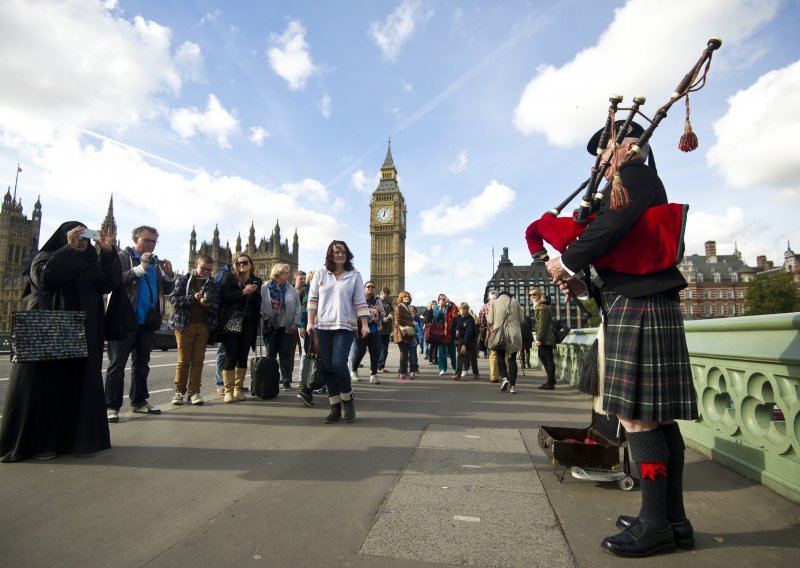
[376,206,393,224]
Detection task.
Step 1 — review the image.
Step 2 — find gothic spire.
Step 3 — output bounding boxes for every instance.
[381,138,395,170]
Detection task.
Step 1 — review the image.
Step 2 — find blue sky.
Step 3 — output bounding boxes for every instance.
[1,0,798,307]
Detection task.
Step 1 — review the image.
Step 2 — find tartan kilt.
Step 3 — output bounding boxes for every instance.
[600,290,697,423]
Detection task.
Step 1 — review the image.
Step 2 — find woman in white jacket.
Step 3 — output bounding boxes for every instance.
[306,241,370,423]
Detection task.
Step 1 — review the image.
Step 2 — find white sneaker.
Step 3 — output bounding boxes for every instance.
[189,393,204,405]
[461,371,468,377]
[409,372,415,379]
[350,370,361,382]
[500,378,510,392]
[171,391,184,405]
[439,370,445,376]
[369,374,380,384]
[509,386,516,394]
[107,409,119,423]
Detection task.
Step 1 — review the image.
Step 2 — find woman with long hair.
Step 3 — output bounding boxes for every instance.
[306,241,369,423]
[1,222,121,462]
[217,253,262,402]
[393,290,416,380]
[261,263,302,390]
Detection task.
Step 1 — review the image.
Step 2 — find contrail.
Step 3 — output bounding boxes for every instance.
[326,8,560,188]
[81,129,202,175]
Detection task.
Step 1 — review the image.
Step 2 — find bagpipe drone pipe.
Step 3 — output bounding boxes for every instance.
[525,38,721,275]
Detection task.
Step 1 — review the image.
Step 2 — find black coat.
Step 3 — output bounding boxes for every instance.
[1,227,121,462]
[214,272,262,350]
[560,161,686,298]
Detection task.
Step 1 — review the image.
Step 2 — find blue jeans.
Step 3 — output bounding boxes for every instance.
[408,343,419,372]
[215,343,225,386]
[316,329,355,401]
[378,333,391,370]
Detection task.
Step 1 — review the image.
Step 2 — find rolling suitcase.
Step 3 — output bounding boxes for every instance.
[250,325,280,399]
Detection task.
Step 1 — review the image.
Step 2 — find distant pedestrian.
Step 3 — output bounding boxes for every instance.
[452,302,479,381]
[487,291,524,394]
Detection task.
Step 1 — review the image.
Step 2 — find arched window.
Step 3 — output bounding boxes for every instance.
[731,273,738,283]
[713,272,721,283]
[697,273,704,283]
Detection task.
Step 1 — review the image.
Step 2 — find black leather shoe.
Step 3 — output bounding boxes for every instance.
[538,383,555,390]
[616,515,695,549]
[601,520,676,558]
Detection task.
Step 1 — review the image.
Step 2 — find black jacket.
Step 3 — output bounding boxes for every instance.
[560,161,686,298]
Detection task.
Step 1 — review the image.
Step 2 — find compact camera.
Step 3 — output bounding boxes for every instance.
[80,229,102,241]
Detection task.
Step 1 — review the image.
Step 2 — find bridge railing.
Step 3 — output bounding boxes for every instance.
[554,312,800,504]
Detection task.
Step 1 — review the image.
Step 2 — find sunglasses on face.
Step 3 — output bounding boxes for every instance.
[235,261,250,266]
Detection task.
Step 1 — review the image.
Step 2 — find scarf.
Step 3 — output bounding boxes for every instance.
[268,279,286,313]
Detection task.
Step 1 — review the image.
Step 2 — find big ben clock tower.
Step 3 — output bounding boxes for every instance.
[370,140,406,295]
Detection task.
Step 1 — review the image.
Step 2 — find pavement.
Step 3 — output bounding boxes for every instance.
[0,346,798,568]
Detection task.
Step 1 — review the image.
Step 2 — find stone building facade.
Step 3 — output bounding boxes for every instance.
[0,189,41,331]
[188,221,299,280]
[678,240,799,320]
[483,247,585,329]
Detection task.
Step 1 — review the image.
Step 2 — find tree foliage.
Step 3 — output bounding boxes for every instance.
[745,272,800,315]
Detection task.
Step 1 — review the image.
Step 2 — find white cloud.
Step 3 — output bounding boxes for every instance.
[174,41,203,82]
[420,180,515,235]
[267,20,316,91]
[281,178,330,202]
[458,237,474,246]
[248,126,270,146]
[513,0,781,147]
[402,81,413,92]
[369,0,433,62]
[170,94,239,148]
[450,149,468,173]
[684,207,745,256]
[319,94,331,118]
[17,134,345,269]
[351,169,371,191]
[707,59,800,197]
[0,1,198,138]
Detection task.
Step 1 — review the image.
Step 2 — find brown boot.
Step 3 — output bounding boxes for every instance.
[223,369,235,403]
[234,367,247,401]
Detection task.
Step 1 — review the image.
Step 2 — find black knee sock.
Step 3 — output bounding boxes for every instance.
[625,429,669,530]
[660,423,687,523]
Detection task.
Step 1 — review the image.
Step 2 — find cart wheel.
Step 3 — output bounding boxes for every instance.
[618,476,635,491]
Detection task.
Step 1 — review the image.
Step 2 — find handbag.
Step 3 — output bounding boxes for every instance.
[12,310,88,362]
[424,322,447,344]
[301,332,325,390]
[552,319,571,344]
[222,310,244,334]
[399,324,416,338]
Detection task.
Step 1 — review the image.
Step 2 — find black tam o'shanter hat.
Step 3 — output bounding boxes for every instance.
[586,120,646,155]
[586,120,656,173]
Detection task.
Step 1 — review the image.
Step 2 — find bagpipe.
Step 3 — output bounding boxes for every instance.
[525,38,722,275]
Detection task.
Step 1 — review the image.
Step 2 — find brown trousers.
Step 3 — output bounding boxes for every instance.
[174,322,210,396]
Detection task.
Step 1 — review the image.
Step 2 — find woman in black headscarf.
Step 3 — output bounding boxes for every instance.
[0,222,121,462]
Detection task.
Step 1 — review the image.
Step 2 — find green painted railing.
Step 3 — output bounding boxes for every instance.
[553,312,800,504]
[0,331,10,352]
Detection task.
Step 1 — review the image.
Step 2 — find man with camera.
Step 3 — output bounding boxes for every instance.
[168,254,219,405]
[105,226,175,422]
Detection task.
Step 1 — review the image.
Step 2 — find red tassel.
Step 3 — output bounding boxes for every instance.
[679,119,698,152]
[640,461,667,480]
[609,174,631,210]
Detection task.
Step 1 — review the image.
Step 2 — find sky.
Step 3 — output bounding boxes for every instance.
[1,0,798,308]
